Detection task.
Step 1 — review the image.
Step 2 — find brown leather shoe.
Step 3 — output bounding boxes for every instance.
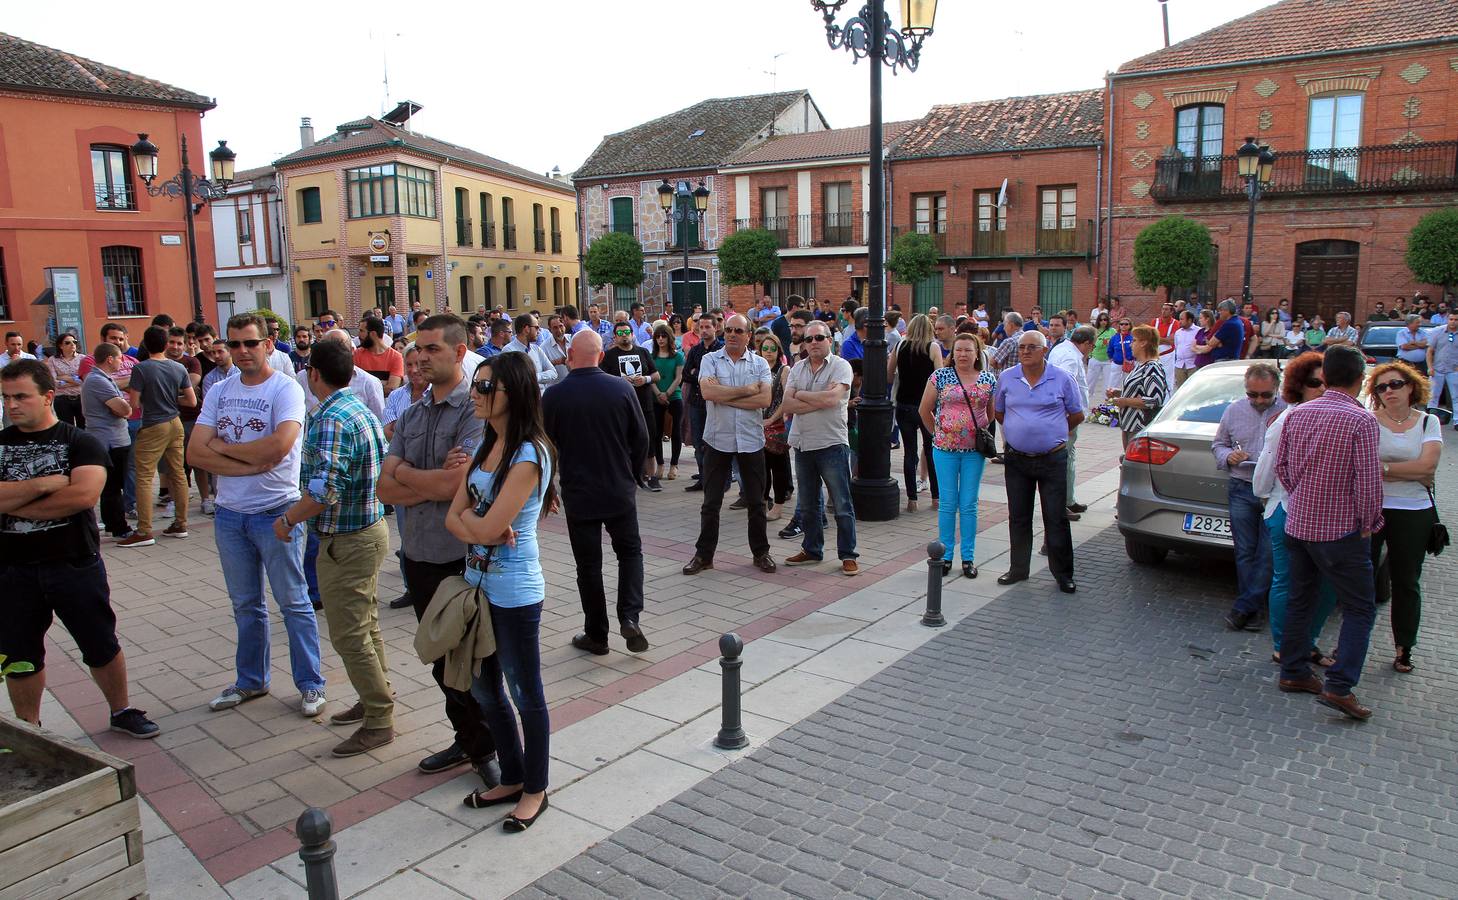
[841,560,859,576]
[329,701,365,726]
[1316,691,1372,721]
[331,726,394,757]
[1278,675,1324,695]
[753,555,777,573]
[784,551,822,566]
[682,556,714,576]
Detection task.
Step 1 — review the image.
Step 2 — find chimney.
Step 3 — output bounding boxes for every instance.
[300,117,315,149]
[1158,0,1170,47]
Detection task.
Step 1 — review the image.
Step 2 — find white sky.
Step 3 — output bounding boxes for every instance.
[12,0,1273,176]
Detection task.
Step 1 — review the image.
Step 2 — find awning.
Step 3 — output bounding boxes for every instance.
[30,287,54,306]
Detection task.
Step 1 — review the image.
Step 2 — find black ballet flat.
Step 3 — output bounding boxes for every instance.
[941,559,952,577]
[503,794,549,833]
[962,562,977,579]
[464,788,522,809]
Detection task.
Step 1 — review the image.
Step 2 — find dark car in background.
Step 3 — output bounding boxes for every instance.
[1360,322,1406,364]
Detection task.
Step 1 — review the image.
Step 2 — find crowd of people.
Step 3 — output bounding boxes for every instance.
[0,288,1448,832]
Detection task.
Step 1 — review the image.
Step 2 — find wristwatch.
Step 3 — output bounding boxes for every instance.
[1383,463,1391,476]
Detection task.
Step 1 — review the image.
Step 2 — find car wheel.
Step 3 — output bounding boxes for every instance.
[1125,538,1167,566]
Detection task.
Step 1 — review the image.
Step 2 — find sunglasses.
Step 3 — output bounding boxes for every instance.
[226,339,266,349]
[1304,378,1325,389]
[1372,379,1409,394]
[804,334,831,343]
[1246,390,1275,399]
[724,327,748,335]
[318,320,336,327]
[759,344,779,353]
[614,329,633,336]
[1017,344,1042,352]
[472,378,495,395]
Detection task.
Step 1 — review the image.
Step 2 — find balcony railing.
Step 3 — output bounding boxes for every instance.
[1151,140,1458,202]
[730,212,867,250]
[455,218,473,247]
[502,223,517,250]
[551,230,562,254]
[481,221,496,248]
[533,227,547,253]
[890,220,1094,259]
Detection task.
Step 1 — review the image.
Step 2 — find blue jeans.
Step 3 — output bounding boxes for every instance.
[932,448,985,563]
[793,444,857,561]
[123,418,141,511]
[1428,370,1458,417]
[1228,478,1271,616]
[471,602,549,794]
[304,531,321,606]
[1280,530,1376,695]
[214,502,324,694]
[1267,503,1337,655]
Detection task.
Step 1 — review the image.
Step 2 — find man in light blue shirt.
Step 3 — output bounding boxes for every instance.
[383,306,407,340]
[501,314,558,392]
[628,303,653,348]
[1396,315,1430,373]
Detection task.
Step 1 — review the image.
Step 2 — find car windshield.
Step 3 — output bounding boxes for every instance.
[1155,371,1248,424]
[1362,325,1403,347]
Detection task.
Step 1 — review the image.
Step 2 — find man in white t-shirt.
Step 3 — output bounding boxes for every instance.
[187,312,325,719]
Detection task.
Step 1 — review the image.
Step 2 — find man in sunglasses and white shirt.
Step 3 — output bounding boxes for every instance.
[1426,311,1458,427]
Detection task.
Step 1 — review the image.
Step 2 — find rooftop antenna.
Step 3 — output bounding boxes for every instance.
[371,29,402,116]
[763,51,788,91]
[1157,0,1171,47]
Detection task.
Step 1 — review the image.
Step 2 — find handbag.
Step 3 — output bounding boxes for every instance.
[951,369,998,458]
[1426,486,1449,556]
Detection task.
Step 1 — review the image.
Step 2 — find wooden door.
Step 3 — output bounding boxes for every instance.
[1291,240,1359,325]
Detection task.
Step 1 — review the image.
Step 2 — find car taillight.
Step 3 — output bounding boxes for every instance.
[1126,437,1179,465]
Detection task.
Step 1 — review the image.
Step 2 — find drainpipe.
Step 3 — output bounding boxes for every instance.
[1094,138,1103,289]
[1103,70,1116,302]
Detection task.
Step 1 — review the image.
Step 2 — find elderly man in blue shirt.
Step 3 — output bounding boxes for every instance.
[994,330,1086,593]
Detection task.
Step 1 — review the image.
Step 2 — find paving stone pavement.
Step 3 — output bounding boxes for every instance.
[518,437,1458,899]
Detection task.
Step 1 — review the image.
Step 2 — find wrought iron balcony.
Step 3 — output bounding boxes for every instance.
[502,223,517,250]
[550,230,562,254]
[1151,140,1458,202]
[890,220,1094,259]
[455,217,472,247]
[481,221,496,248]
[730,212,867,250]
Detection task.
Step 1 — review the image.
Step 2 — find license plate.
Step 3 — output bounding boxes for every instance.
[1183,513,1231,537]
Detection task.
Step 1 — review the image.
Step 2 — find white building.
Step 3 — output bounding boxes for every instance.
[211,166,288,324]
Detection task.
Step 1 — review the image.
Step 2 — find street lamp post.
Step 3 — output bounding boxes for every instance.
[1237,136,1275,305]
[810,0,937,521]
[130,133,237,324]
[658,180,712,317]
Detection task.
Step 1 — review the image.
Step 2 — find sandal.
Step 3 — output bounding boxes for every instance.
[464,787,523,809]
[1394,648,1413,674]
[1311,648,1335,668]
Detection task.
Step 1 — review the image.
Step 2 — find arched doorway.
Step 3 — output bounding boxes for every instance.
[1291,240,1359,324]
[669,267,707,318]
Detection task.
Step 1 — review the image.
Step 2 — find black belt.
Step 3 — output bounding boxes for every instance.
[1005,442,1066,459]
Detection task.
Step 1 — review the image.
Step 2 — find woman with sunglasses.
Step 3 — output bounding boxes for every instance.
[650,322,685,482]
[446,352,556,831]
[919,332,995,578]
[758,332,792,520]
[46,333,86,426]
[1259,308,1286,360]
[1088,312,1115,400]
[1252,352,1338,669]
[1106,318,1136,392]
[1365,361,1442,674]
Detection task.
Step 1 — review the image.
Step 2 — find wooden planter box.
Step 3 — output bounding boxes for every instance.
[0,718,146,900]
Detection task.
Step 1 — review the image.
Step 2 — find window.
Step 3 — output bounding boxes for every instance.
[760,187,789,247]
[298,187,322,224]
[975,189,1006,255]
[773,278,816,303]
[1173,104,1224,194]
[502,198,516,250]
[506,275,518,310]
[1037,269,1074,310]
[91,146,135,211]
[236,205,252,245]
[101,246,146,316]
[1038,186,1078,253]
[306,279,328,317]
[912,194,947,235]
[552,277,563,305]
[455,188,471,246]
[255,290,272,311]
[822,182,853,245]
[536,276,547,302]
[345,163,436,218]
[408,275,420,305]
[484,275,496,308]
[480,193,495,248]
[614,284,637,314]
[459,275,474,312]
[610,197,634,235]
[550,207,562,254]
[0,249,9,320]
[533,203,546,252]
[1308,94,1364,187]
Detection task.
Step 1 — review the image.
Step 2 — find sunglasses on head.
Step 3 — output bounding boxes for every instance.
[1246,390,1275,399]
[1373,378,1409,394]
[472,378,495,395]
[226,339,266,349]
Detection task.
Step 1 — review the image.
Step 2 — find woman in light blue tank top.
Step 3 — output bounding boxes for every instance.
[444,352,557,831]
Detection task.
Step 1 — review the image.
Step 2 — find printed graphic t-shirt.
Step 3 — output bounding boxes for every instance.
[197,371,306,514]
[0,421,107,562]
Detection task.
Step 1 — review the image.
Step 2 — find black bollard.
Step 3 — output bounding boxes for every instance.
[296,807,340,900]
[922,541,946,628]
[714,632,749,750]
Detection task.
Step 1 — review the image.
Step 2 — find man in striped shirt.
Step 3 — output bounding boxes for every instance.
[1274,346,1383,720]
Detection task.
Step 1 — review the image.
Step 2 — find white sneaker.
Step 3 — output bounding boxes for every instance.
[201,498,216,516]
[209,685,268,711]
[301,689,327,717]
[159,501,175,518]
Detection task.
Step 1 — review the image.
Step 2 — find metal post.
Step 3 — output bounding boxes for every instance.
[684,199,692,318]
[851,0,901,522]
[922,541,946,627]
[179,135,206,325]
[1241,175,1258,304]
[296,807,340,900]
[714,632,749,750]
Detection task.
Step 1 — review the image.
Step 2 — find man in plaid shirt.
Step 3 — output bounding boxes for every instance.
[273,339,394,756]
[1274,346,1383,721]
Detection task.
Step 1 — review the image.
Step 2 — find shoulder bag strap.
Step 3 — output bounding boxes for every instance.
[950,369,984,430]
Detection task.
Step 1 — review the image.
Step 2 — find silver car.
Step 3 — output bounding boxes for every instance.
[1117,360,1260,564]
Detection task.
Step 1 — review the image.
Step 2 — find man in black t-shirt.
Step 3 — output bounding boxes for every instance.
[601,322,657,489]
[0,359,158,738]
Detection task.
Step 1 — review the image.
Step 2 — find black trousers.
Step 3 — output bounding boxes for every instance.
[894,403,937,501]
[652,397,683,467]
[100,445,129,536]
[1003,446,1074,580]
[566,509,645,643]
[696,447,769,561]
[764,448,792,505]
[55,395,85,428]
[403,556,496,763]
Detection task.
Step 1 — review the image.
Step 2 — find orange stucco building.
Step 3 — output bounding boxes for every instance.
[0,32,216,352]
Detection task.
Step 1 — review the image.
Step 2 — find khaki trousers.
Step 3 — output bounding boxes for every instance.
[317,518,393,729]
[134,417,187,536]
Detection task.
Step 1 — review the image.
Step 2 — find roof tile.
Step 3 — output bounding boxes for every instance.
[0,31,213,109]
[889,90,1104,159]
[726,121,917,167]
[1117,0,1458,75]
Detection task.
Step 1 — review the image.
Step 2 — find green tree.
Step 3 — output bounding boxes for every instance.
[1406,208,1458,296]
[249,306,292,334]
[717,228,781,293]
[886,232,939,285]
[583,231,645,293]
[1133,216,1212,301]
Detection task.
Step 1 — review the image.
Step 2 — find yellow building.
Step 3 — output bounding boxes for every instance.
[275,109,578,325]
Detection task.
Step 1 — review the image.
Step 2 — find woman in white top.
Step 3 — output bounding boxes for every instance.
[1364,361,1443,674]
[1171,310,1199,390]
[1284,316,1309,355]
[1252,351,1337,667]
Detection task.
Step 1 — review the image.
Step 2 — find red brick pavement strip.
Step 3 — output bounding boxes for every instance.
[36,456,1090,885]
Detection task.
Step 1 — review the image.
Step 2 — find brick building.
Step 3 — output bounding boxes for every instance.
[1105,0,1458,321]
[886,90,1105,319]
[211,165,286,322]
[719,121,914,312]
[574,91,828,317]
[0,32,216,348]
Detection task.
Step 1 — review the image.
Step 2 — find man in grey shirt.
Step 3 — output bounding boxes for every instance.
[1426,311,1458,424]
[377,314,498,782]
[683,314,775,575]
[81,342,134,539]
[1212,362,1287,631]
[121,326,194,547]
